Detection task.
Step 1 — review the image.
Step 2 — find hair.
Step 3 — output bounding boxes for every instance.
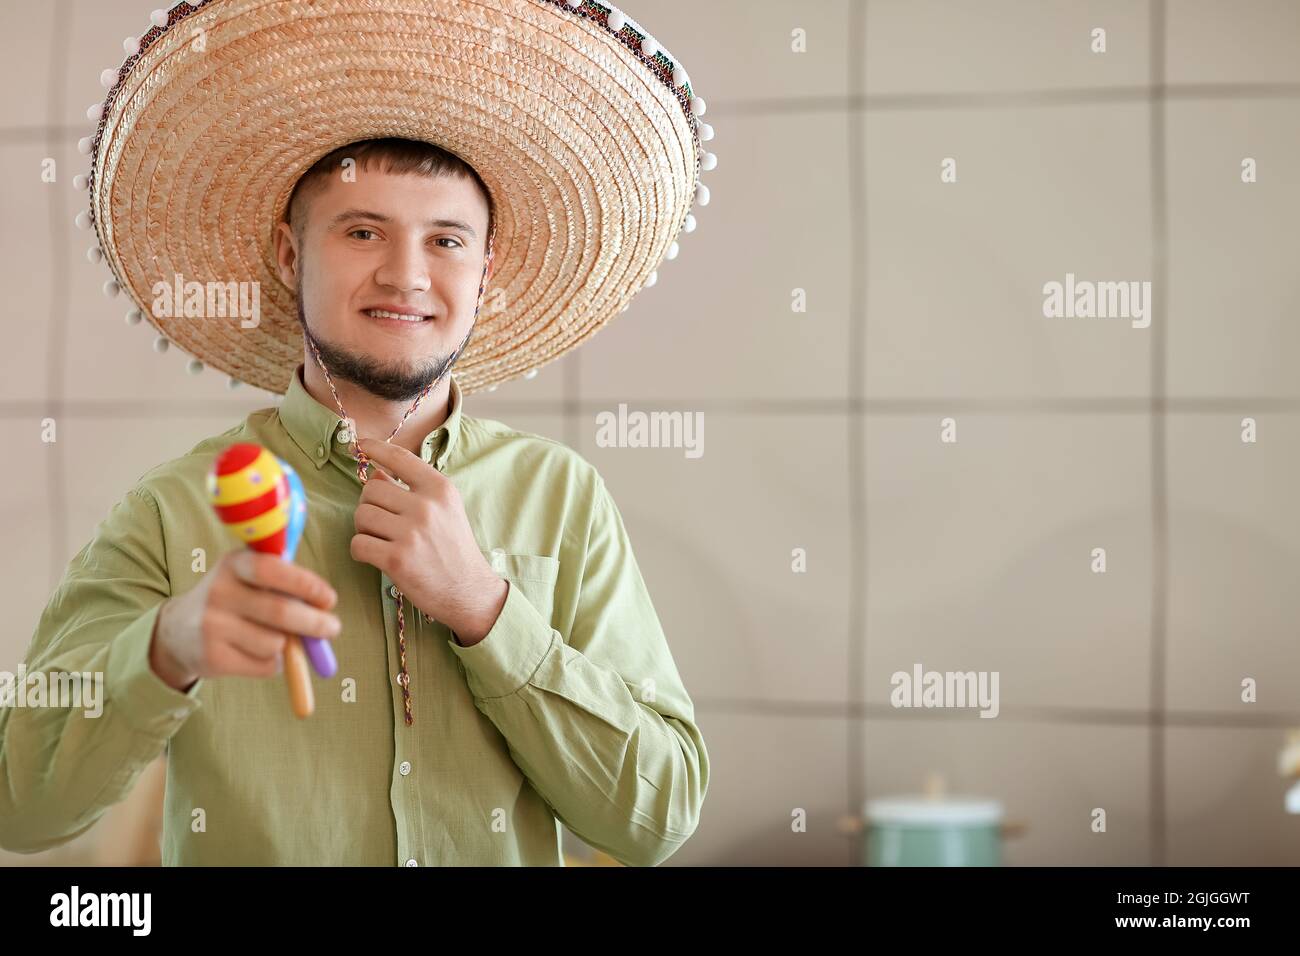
[284,137,495,247]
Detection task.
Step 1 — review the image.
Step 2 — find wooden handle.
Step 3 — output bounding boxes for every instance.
[284,636,314,718]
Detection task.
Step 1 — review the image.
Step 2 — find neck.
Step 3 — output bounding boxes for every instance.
[298,357,450,457]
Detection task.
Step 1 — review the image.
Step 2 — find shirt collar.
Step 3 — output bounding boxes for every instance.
[278,363,465,474]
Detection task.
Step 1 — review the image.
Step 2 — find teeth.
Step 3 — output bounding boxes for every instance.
[366,309,426,322]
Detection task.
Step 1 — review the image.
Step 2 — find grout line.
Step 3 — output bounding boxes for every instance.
[844,0,867,868]
[1149,0,1170,868]
[0,125,86,144]
[693,696,1300,728]
[46,0,69,592]
[705,83,1300,117]
[3,81,1295,150]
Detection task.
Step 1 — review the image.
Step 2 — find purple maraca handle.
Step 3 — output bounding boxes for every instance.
[302,636,337,678]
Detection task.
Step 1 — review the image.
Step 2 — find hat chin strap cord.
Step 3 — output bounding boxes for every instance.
[304,228,495,726]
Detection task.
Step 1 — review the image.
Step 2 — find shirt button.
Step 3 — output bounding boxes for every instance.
[399,761,411,776]
[170,709,188,721]
[405,858,418,867]
[315,444,324,457]
[389,584,400,599]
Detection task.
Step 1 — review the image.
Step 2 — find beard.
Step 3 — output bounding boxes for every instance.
[295,270,457,403]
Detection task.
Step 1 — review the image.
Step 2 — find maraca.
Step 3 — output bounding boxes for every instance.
[207,444,337,718]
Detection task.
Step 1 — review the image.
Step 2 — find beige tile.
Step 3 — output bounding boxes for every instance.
[641,0,850,106]
[1166,726,1300,865]
[578,412,852,706]
[62,0,150,132]
[865,0,1150,96]
[58,0,848,126]
[54,46,274,407]
[1166,100,1300,399]
[664,711,849,866]
[0,1,56,130]
[0,144,62,400]
[46,141,251,407]
[1167,0,1300,85]
[864,718,1151,865]
[581,111,852,403]
[865,103,1154,399]
[3,421,55,671]
[1166,413,1300,714]
[864,414,1153,712]
[463,347,577,415]
[57,413,252,565]
[62,132,278,404]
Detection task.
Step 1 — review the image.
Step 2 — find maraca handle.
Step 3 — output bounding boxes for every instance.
[283,637,315,718]
[302,636,338,678]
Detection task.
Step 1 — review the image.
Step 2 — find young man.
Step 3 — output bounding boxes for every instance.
[0,0,713,866]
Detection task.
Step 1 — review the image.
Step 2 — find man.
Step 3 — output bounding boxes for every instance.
[0,0,713,865]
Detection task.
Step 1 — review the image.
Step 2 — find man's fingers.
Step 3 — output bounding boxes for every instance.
[354,502,403,541]
[357,437,433,493]
[236,587,342,640]
[358,474,408,511]
[231,551,337,610]
[350,532,389,570]
[210,640,281,679]
[225,616,290,662]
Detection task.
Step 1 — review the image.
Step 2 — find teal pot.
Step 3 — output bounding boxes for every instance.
[864,797,1009,867]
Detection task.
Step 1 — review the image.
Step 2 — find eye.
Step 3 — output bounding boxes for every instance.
[348,228,378,241]
[435,237,463,249]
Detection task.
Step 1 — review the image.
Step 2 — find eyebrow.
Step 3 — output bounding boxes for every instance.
[327,208,477,239]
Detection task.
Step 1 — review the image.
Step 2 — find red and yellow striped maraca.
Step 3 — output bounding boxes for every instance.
[207,443,314,718]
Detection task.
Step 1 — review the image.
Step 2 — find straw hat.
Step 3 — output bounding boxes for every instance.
[77,0,716,395]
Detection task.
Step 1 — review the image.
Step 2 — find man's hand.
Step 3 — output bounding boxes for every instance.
[351,437,507,645]
[150,550,342,692]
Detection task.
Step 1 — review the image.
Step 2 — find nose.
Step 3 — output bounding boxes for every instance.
[373,234,431,295]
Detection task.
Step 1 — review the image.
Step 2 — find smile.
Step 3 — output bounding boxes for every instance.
[364,309,431,323]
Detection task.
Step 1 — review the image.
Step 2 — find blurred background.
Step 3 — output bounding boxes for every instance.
[3,0,1300,865]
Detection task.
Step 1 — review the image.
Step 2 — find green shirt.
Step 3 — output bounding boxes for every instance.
[1,365,708,866]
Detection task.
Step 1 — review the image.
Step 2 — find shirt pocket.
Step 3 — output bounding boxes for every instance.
[483,549,560,627]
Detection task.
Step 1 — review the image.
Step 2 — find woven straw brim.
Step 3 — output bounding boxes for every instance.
[88,0,702,394]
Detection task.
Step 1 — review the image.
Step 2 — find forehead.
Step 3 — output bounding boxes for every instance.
[311,166,489,222]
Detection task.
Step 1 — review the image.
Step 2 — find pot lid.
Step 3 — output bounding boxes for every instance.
[865,796,1003,826]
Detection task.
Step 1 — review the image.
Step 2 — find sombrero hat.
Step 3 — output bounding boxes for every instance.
[76,0,716,395]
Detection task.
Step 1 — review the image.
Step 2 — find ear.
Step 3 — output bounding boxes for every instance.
[272,220,298,288]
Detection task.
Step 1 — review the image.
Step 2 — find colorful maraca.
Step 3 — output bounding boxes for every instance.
[207,444,337,718]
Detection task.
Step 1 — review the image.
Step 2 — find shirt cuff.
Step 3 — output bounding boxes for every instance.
[447,580,556,699]
[105,603,205,736]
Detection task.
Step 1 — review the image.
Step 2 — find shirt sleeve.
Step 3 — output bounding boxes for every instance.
[0,486,203,854]
[447,474,709,867]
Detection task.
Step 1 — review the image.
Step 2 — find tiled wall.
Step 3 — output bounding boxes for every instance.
[3,0,1299,865]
